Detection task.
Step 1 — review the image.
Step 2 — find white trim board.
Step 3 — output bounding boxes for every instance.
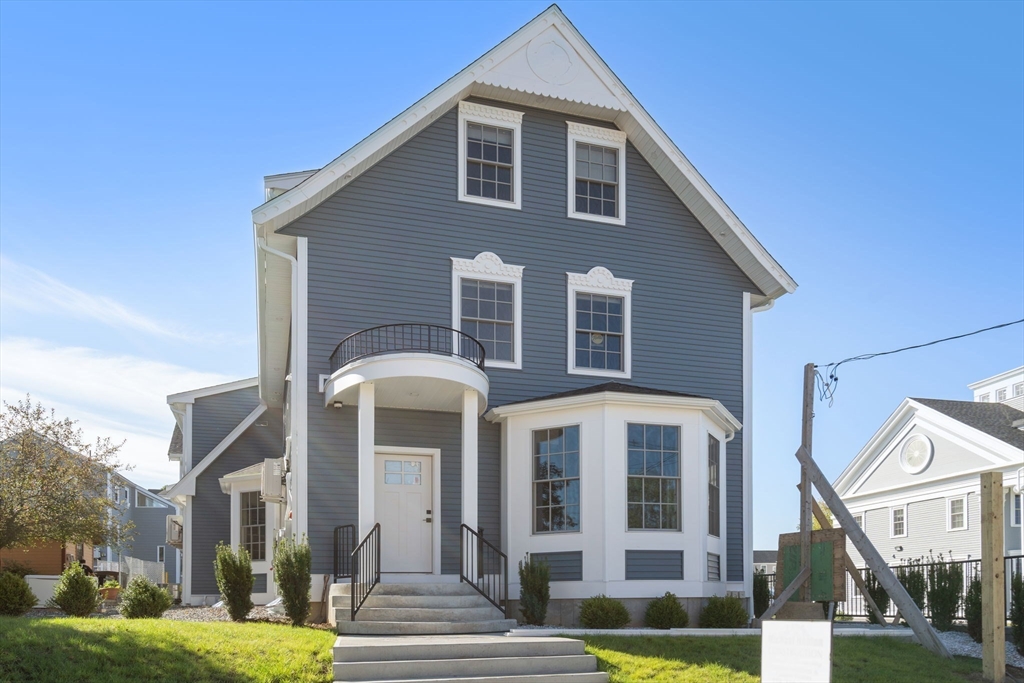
[249,5,795,304]
[165,404,268,500]
[451,251,524,370]
[566,266,633,379]
[167,377,258,405]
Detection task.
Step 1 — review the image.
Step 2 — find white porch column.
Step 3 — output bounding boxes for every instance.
[358,382,375,538]
[462,388,479,532]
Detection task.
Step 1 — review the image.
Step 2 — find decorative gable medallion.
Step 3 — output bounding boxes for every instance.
[899,434,933,475]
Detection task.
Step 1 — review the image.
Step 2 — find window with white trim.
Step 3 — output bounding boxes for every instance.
[978,393,990,403]
[567,121,626,225]
[451,252,524,369]
[890,506,907,538]
[567,266,633,378]
[1014,382,1024,397]
[532,426,581,533]
[627,423,681,531]
[1013,493,1022,527]
[852,512,864,529]
[996,388,1007,401]
[157,546,165,563]
[240,490,266,561]
[708,435,720,538]
[458,102,522,210]
[136,490,157,507]
[948,496,967,531]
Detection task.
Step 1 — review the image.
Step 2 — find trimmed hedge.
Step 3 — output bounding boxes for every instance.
[274,535,312,626]
[48,562,100,617]
[699,596,748,628]
[119,576,172,619]
[964,576,982,643]
[517,555,550,626]
[0,571,38,616]
[580,594,630,629]
[644,592,688,629]
[214,543,254,622]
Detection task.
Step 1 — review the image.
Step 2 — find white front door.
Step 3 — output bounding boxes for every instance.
[375,453,433,572]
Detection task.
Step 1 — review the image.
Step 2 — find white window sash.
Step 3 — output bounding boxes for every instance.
[890,505,907,538]
[566,121,627,226]
[947,496,967,532]
[451,252,524,370]
[566,266,633,378]
[457,101,523,211]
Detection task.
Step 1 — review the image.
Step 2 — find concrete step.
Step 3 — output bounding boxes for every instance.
[340,674,608,683]
[333,635,584,663]
[336,619,518,635]
[355,606,502,623]
[335,654,598,682]
[332,583,478,597]
[333,593,492,609]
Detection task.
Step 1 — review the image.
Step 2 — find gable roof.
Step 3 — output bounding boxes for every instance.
[911,398,1024,449]
[753,550,777,564]
[251,4,796,304]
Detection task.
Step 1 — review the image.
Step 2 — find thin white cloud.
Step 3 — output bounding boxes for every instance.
[0,338,241,488]
[0,255,243,344]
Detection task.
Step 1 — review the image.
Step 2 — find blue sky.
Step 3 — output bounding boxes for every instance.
[1,1,1021,547]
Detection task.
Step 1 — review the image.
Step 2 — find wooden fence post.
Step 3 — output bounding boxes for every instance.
[981,471,1005,683]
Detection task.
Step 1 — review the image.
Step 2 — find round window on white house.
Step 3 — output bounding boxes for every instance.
[899,435,933,474]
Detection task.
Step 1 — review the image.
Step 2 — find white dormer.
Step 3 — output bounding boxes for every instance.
[969,366,1024,409]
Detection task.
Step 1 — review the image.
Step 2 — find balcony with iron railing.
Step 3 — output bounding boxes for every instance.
[322,323,489,414]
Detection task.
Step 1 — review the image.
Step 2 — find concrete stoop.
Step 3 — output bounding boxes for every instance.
[333,634,609,683]
[330,582,517,636]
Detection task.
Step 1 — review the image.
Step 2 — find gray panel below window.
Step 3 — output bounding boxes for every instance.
[531,551,582,582]
[625,550,684,580]
[253,573,268,594]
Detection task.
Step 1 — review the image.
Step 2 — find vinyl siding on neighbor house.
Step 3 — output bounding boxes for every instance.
[191,386,261,465]
[126,498,178,583]
[281,100,758,581]
[191,409,283,596]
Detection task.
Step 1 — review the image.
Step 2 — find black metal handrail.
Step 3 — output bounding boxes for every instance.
[333,524,355,581]
[329,324,486,373]
[350,523,381,621]
[460,524,508,615]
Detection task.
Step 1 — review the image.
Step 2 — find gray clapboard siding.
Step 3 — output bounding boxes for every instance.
[625,550,684,580]
[191,386,261,465]
[531,551,583,581]
[191,409,283,595]
[284,99,756,580]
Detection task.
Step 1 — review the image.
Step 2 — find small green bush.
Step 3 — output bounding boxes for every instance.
[1011,570,1024,654]
[644,592,688,629]
[0,561,37,578]
[517,555,550,626]
[580,594,630,629]
[699,595,748,628]
[47,562,100,617]
[753,570,771,618]
[964,576,982,643]
[119,576,172,619]
[864,569,891,625]
[0,571,38,616]
[897,561,926,623]
[214,543,254,621]
[926,556,962,631]
[274,535,312,626]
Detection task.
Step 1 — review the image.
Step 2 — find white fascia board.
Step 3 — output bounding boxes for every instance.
[832,399,916,496]
[249,5,795,303]
[967,365,1024,390]
[255,229,296,409]
[486,391,741,434]
[167,377,259,406]
[218,463,263,494]
[164,404,267,499]
[909,400,1024,462]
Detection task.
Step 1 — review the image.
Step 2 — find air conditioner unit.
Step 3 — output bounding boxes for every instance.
[166,515,184,548]
[261,458,286,504]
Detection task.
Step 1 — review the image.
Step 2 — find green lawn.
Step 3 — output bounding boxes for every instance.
[583,635,983,683]
[0,617,336,683]
[0,617,986,683]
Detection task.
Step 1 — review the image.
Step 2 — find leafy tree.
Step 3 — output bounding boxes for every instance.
[0,396,132,552]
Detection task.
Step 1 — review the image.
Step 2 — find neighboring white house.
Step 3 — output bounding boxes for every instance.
[834,369,1024,568]
[971,366,1024,411]
[753,550,777,574]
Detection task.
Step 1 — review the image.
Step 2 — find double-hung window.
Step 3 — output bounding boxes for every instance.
[458,102,522,210]
[567,267,632,378]
[1014,382,1024,398]
[948,496,967,531]
[567,122,627,225]
[533,426,581,533]
[890,506,907,538]
[240,490,266,561]
[978,393,990,402]
[627,424,681,531]
[451,252,524,369]
[1013,493,1022,528]
[708,435,720,537]
[996,388,1007,401]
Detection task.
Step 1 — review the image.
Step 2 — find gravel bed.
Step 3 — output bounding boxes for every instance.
[938,631,1024,668]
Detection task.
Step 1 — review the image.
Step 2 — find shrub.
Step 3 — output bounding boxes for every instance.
[119,576,172,619]
[964,576,982,643]
[0,561,37,578]
[699,595,749,628]
[1011,570,1024,654]
[644,592,689,629]
[47,562,100,617]
[517,555,550,626]
[864,569,891,625]
[926,556,962,631]
[0,571,38,616]
[897,561,926,622]
[213,543,254,621]
[753,569,771,619]
[101,578,120,590]
[580,594,630,629]
[274,534,312,626]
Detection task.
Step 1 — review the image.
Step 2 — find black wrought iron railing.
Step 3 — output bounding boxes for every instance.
[350,523,381,621]
[329,324,486,374]
[460,524,508,615]
[333,524,355,581]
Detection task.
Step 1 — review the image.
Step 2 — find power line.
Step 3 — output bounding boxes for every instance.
[814,318,1024,405]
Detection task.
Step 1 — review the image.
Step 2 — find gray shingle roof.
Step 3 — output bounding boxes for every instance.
[912,398,1024,450]
[496,382,710,408]
[167,424,183,456]
[754,550,777,563]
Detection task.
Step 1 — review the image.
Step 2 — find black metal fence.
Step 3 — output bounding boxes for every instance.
[330,324,486,373]
[763,554,1023,620]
